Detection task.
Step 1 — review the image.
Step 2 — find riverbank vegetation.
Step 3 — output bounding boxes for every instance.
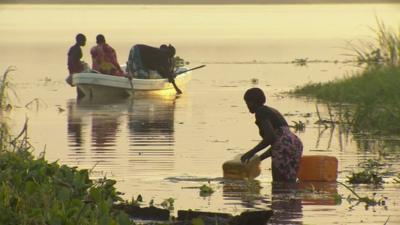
[292,20,400,135]
[0,122,133,224]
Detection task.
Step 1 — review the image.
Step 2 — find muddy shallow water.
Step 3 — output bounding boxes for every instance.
[1,3,400,224]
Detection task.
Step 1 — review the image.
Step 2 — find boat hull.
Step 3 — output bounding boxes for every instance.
[72,69,191,98]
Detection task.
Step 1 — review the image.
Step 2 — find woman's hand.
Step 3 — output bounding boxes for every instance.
[241,151,255,164]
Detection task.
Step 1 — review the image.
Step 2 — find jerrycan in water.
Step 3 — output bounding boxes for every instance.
[297,155,338,182]
[223,154,261,180]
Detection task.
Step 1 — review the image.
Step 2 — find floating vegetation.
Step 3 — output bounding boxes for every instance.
[160,197,175,211]
[347,159,385,185]
[347,170,384,185]
[291,120,306,132]
[338,182,387,209]
[292,58,309,66]
[199,184,214,197]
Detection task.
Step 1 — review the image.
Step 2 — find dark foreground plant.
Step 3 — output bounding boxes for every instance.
[0,122,134,225]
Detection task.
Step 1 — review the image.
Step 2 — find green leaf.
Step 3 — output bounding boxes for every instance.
[117,213,132,225]
[57,187,71,201]
[192,218,205,225]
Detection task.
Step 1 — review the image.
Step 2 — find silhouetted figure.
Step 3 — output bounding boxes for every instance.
[67,33,87,76]
[67,33,87,97]
[90,34,124,76]
[241,88,303,182]
[127,44,182,94]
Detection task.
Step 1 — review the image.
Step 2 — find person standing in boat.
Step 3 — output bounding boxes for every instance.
[241,88,303,182]
[127,44,182,94]
[66,33,88,86]
[90,34,124,76]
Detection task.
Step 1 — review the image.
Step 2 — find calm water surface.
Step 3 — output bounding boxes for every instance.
[1,4,400,224]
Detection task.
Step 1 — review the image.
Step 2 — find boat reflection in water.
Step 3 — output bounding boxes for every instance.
[127,91,177,173]
[66,90,177,176]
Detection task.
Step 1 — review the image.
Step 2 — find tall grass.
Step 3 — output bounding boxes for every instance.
[0,66,16,110]
[293,66,400,134]
[293,20,400,135]
[346,19,400,67]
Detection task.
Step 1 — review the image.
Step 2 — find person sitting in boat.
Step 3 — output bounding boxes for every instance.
[66,33,88,86]
[240,88,303,182]
[90,34,124,76]
[127,44,182,94]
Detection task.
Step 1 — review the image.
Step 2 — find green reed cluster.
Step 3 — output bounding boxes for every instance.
[292,20,400,135]
[347,19,400,67]
[0,66,16,110]
[293,65,400,134]
[0,124,134,225]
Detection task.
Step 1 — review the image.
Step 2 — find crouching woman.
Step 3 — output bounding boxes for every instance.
[241,88,303,182]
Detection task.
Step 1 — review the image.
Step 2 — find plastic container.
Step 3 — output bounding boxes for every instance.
[223,154,261,180]
[297,155,338,182]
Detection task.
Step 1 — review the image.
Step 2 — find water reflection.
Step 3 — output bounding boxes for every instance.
[127,92,176,172]
[66,92,177,173]
[222,180,265,209]
[222,180,339,224]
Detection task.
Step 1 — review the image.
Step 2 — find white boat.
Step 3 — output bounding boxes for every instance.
[72,67,192,98]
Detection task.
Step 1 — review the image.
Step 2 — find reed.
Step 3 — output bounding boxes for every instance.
[0,66,16,110]
[293,66,400,134]
[345,18,400,67]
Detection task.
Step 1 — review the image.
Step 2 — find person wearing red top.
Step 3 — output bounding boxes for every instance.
[90,34,124,76]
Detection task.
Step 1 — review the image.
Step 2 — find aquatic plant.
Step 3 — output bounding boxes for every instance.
[347,170,384,185]
[160,197,175,211]
[345,18,400,67]
[0,66,16,110]
[292,66,400,134]
[292,58,308,66]
[199,184,214,197]
[337,182,387,208]
[346,159,385,185]
[0,122,134,225]
[291,120,306,132]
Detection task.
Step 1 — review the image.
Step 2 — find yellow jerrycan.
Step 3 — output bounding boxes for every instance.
[297,155,338,182]
[223,154,261,180]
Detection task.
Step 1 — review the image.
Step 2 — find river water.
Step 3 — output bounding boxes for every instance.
[1,3,400,224]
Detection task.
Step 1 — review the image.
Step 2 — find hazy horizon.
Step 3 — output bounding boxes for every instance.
[2,0,400,4]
